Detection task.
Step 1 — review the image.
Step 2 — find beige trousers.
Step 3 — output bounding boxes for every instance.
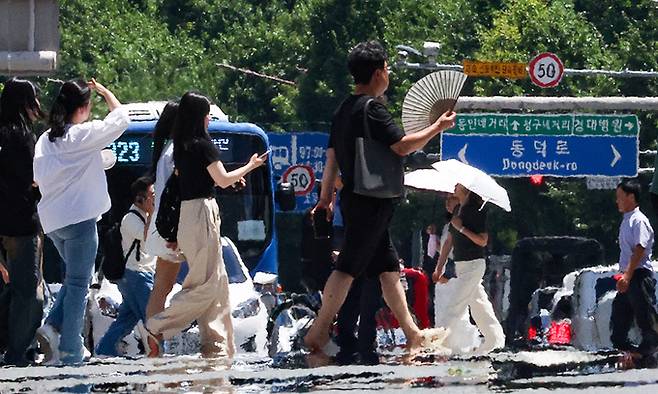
[146,198,234,357]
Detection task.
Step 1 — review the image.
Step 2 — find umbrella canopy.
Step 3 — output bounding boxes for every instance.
[404,169,455,193]
[431,159,512,212]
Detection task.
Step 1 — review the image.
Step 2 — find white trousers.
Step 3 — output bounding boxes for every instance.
[435,259,505,352]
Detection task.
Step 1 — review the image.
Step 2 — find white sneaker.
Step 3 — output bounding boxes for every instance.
[83,346,91,361]
[36,324,60,365]
[136,320,162,357]
[473,339,504,356]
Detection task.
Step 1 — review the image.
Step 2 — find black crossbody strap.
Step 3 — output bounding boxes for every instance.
[125,209,145,262]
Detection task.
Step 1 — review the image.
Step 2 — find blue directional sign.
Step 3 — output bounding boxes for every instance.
[441,134,638,177]
[267,132,329,212]
[441,113,639,177]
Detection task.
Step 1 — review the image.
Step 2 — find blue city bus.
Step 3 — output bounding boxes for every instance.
[103,103,292,276]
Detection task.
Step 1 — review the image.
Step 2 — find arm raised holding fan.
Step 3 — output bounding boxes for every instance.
[390,110,456,156]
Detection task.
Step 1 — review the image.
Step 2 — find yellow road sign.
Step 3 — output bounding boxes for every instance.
[463,60,527,79]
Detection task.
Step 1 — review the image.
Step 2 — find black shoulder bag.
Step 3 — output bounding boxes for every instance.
[353,98,404,198]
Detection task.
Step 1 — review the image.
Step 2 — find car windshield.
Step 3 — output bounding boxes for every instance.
[222,242,248,284]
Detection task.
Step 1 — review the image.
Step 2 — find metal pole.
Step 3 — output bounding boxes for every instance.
[454,96,658,111]
[393,60,658,79]
[28,0,35,52]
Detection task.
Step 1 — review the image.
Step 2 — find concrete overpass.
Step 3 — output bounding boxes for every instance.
[1,0,59,76]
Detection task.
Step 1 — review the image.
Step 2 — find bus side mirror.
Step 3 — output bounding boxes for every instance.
[275,182,296,211]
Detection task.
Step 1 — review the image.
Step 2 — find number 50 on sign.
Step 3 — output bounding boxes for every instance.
[282,164,316,196]
[529,52,564,88]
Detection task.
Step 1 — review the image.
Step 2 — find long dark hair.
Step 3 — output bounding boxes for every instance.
[172,92,211,167]
[466,190,485,210]
[0,77,42,134]
[150,101,179,174]
[48,79,91,142]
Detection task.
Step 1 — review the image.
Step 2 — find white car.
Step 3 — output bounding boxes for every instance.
[82,236,269,356]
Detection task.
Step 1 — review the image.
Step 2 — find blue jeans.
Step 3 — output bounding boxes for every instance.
[46,219,98,364]
[0,234,44,365]
[96,269,154,356]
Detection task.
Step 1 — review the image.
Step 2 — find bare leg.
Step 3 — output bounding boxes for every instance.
[378,271,423,350]
[145,258,180,320]
[304,270,354,351]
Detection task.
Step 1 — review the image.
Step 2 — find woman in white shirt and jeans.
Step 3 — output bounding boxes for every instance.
[33,79,129,365]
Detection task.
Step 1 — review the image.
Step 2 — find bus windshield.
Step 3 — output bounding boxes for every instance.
[210,131,272,268]
[106,125,273,271]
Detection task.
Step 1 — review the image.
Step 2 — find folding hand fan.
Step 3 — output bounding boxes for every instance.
[401,70,467,134]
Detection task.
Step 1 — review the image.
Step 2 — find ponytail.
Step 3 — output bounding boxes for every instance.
[48,80,91,142]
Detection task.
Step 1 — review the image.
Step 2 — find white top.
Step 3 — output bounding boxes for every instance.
[618,206,654,272]
[440,223,454,260]
[153,141,174,214]
[427,233,439,258]
[34,107,130,233]
[122,204,156,273]
[144,141,183,262]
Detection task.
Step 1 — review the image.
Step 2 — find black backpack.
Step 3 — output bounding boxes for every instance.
[101,209,145,281]
[156,172,181,243]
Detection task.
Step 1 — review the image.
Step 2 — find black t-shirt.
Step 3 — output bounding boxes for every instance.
[328,95,405,194]
[0,127,40,236]
[450,200,488,261]
[174,138,221,201]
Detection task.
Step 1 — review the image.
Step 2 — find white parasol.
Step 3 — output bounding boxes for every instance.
[431,159,511,212]
[404,168,455,193]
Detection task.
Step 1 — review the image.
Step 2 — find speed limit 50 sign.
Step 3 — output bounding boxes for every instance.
[529,52,564,88]
[282,164,316,196]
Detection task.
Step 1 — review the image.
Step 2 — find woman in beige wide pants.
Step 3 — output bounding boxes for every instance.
[143,92,266,359]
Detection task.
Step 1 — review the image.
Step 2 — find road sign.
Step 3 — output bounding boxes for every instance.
[586,177,621,190]
[463,60,527,79]
[441,113,639,177]
[529,52,564,88]
[282,164,316,196]
[268,132,329,212]
[441,134,637,177]
[449,113,639,136]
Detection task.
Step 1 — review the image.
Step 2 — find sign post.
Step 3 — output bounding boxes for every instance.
[441,113,639,177]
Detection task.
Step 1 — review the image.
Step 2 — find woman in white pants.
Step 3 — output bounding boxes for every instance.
[434,196,481,354]
[433,184,505,354]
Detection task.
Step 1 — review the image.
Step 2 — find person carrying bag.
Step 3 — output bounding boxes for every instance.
[353,98,404,199]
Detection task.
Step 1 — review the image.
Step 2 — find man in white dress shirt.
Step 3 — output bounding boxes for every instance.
[611,179,658,357]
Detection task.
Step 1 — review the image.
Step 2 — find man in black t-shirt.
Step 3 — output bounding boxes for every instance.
[304,40,456,355]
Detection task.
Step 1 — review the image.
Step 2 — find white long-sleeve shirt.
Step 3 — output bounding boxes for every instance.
[34,107,130,234]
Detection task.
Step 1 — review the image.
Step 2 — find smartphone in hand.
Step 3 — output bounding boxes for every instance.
[312,208,332,239]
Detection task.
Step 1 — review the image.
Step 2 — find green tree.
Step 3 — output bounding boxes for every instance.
[474,0,658,258]
[55,0,219,105]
